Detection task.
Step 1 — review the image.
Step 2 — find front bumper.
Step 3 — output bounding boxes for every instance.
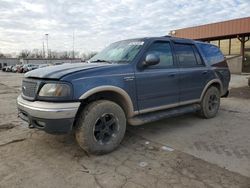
[17,95,80,134]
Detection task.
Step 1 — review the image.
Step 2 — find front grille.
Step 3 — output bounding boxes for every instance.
[22,79,38,99]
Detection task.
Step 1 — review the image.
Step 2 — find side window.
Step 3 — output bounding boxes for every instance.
[146,41,174,68]
[193,46,203,65]
[197,43,224,65]
[174,43,201,67]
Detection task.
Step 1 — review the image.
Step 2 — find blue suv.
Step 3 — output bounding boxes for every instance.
[17,36,230,154]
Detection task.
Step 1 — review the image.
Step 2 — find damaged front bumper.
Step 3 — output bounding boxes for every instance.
[17,95,80,134]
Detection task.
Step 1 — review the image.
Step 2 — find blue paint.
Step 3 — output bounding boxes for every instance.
[24,37,230,113]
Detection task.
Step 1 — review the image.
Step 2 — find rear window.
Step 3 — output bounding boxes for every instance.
[196,43,224,65]
[174,43,203,67]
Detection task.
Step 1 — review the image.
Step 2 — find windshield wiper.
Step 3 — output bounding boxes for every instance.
[90,59,113,64]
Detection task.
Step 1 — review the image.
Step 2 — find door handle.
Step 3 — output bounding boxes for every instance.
[168,73,175,77]
[202,71,208,75]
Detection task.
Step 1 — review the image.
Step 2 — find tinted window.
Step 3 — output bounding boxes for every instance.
[146,41,174,68]
[196,43,224,65]
[174,44,201,67]
[193,47,203,65]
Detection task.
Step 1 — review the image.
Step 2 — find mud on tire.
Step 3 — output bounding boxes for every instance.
[75,100,126,155]
[199,86,220,119]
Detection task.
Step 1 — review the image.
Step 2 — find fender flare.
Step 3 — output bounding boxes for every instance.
[79,85,137,117]
[200,79,223,100]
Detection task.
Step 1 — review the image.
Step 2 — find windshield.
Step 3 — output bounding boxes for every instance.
[90,40,144,64]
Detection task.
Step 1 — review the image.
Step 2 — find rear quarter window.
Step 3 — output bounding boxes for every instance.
[196,43,224,65]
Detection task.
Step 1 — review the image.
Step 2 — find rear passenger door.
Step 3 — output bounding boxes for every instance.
[173,43,210,103]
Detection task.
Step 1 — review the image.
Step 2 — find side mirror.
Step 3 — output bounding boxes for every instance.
[143,54,160,67]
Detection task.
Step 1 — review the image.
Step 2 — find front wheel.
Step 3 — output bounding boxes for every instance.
[199,86,220,119]
[75,100,126,155]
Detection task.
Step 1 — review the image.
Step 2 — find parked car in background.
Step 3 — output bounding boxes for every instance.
[54,62,64,65]
[17,36,230,154]
[2,66,7,72]
[22,64,29,73]
[22,64,39,73]
[38,64,49,69]
[5,65,13,72]
[17,65,24,73]
[14,65,22,73]
[11,65,19,72]
[11,65,16,72]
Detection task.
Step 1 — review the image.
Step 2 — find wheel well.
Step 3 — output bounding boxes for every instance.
[210,82,221,92]
[79,91,131,117]
[200,81,222,101]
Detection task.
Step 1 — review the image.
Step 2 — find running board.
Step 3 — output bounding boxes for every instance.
[128,104,200,126]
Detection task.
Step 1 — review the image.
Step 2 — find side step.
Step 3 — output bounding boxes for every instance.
[128,104,200,126]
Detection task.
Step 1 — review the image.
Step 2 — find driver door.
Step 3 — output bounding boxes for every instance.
[135,40,179,113]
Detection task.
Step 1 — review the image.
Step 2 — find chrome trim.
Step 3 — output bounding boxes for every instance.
[17,95,80,119]
[200,79,223,100]
[139,99,200,114]
[79,86,137,117]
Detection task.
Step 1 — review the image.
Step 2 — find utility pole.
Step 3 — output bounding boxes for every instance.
[45,33,49,58]
[42,41,45,58]
[72,31,75,59]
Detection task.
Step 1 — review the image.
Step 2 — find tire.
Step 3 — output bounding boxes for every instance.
[75,100,126,155]
[199,86,220,119]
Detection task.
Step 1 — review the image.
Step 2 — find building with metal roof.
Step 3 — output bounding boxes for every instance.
[170,17,250,73]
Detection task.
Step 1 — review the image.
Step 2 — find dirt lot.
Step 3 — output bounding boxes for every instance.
[0,72,250,188]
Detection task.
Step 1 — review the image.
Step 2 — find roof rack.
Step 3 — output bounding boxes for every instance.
[163,35,172,37]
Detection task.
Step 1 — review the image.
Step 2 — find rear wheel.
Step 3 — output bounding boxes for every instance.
[199,86,220,118]
[75,100,126,154]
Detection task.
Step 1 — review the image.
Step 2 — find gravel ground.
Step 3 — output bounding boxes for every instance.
[0,72,249,188]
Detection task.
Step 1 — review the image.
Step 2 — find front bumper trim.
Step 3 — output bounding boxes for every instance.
[17,95,80,119]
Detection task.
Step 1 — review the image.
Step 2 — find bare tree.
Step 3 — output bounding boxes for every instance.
[0,53,6,58]
[31,49,43,58]
[59,51,71,59]
[81,52,98,61]
[2,49,96,60]
[19,50,30,59]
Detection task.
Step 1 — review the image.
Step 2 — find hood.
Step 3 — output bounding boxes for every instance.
[24,63,111,79]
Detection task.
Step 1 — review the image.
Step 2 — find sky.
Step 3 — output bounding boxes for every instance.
[0,0,249,55]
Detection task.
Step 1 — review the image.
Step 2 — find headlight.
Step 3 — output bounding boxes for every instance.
[39,83,71,98]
